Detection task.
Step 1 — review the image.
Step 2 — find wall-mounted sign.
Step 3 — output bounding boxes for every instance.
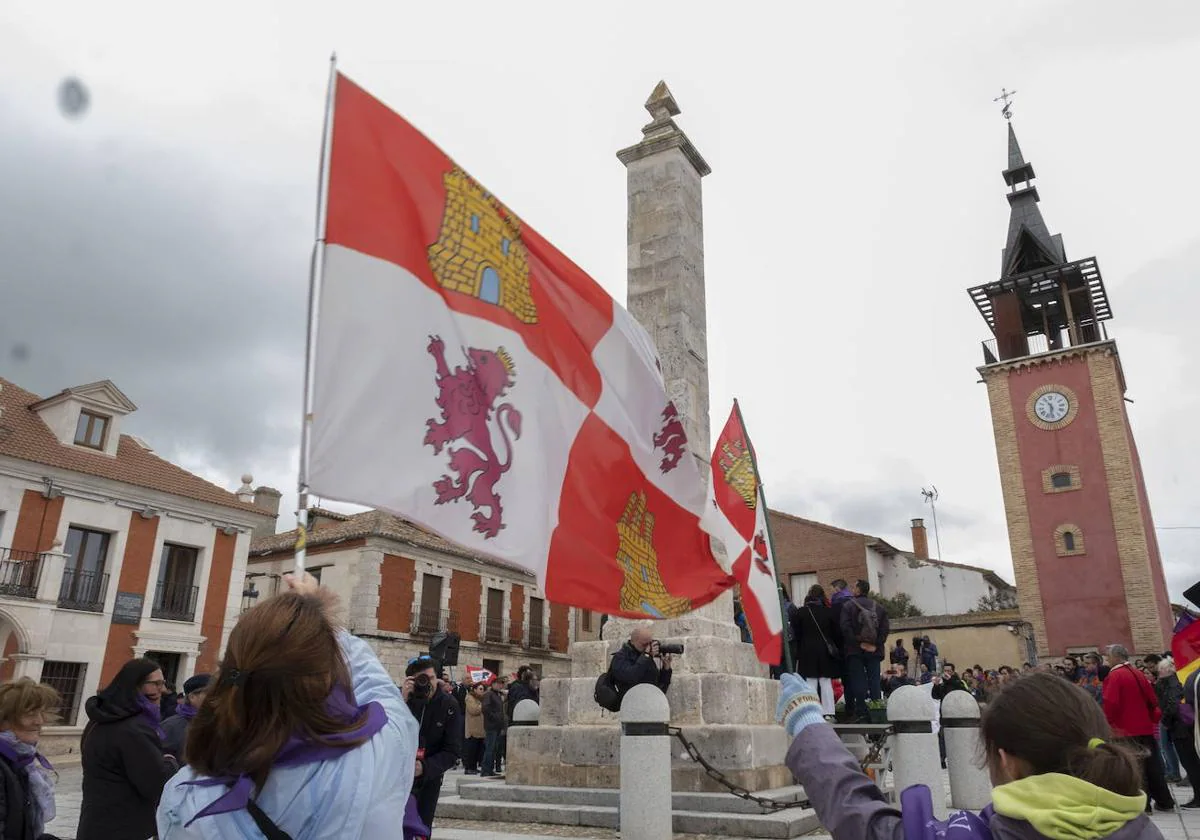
[112,591,144,625]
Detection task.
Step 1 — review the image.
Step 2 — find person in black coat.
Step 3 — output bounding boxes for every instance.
[77,658,178,840]
[610,627,673,698]
[791,584,841,716]
[404,656,462,831]
[160,673,209,763]
[0,678,61,840]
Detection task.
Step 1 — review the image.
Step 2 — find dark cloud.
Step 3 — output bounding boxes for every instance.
[0,118,309,488]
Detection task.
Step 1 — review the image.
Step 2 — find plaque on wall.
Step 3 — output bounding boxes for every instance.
[112,591,145,625]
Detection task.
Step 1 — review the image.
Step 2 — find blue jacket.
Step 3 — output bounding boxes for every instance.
[156,631,419,839]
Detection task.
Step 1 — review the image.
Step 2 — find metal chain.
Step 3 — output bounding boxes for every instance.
[667,727,810,811]
[667,726,889,812]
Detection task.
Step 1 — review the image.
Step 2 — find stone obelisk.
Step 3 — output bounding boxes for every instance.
[509,82,789,792]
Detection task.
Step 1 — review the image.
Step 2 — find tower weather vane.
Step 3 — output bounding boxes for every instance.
[994,88,1017,121]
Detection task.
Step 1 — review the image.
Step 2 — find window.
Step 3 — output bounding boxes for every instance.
[413,573,444,634]
[581,609,592,633]
[41,661,87,726]
[153,544,199,621]
[73,411,109,449]
[482,658,502,678]
[484,587,504,642]
[60,527,111,611]
[1043,465,1081,494]
[1055,524,1085,557]
[307,566,323,585]
[528,597,545,647]
[1051,472,1073,489]
[789,572,818,605]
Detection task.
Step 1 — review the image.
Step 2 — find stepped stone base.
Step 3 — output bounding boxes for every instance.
[438,774,819,838]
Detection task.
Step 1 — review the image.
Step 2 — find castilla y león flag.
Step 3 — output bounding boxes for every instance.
[307,72,733,619]
[703,402,784,665]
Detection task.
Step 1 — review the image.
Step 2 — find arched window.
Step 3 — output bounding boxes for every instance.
[1055,524,1085,557]
[1063,531,1076,552]
[1051,472,1072,489]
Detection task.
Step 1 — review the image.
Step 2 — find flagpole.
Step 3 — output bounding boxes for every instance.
[733,399,795,674]
[296,52,338,577]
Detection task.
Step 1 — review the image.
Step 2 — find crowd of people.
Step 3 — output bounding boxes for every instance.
[0,572,558,840]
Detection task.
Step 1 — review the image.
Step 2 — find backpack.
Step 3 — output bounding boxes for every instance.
[851,598,880,653]
[594,656,622,712]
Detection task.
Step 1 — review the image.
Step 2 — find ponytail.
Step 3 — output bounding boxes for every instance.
[1061,739,1142,797]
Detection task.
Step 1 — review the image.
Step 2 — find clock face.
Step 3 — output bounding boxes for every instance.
[1034,391,1070,424]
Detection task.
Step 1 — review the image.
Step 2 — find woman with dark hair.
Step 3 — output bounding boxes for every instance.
[790,584,840,717]
[0,678,61,840]
[775,670,1166,839]
[77,657,178,840]
[156,572,420,838]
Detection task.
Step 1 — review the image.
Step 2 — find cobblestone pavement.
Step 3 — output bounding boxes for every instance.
[46,762,1199,840]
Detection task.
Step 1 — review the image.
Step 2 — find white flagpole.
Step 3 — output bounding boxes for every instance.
[296,52,338,577]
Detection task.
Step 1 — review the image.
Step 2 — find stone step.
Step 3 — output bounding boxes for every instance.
[437,795,820,838]
[456,779,809,815]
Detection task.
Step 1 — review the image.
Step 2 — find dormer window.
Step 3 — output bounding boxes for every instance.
[74,410,110,450]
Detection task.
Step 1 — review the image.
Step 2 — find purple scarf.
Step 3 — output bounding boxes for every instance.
[176,702,199,720]
[138,694,166,740]
[182,685,386,825]
[0,736,52,772]
[404,794,431,839]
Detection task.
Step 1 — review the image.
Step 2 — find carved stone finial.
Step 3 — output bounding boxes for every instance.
[645,81,681,121]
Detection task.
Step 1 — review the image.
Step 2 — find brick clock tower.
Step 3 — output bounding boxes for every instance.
[970,122,1173,658]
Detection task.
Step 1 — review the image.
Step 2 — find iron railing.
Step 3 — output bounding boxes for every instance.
[58,568,110,612]
[152,581,199,622]
[410,607,457,636]
[480,617,514,645]
[0,549,44,599]
[528,624,547,649]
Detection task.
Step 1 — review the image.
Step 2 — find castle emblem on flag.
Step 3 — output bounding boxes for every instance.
[718,439,757,508]
[423,335,523,538]
[753,532,770,576]
[428,167,538,323]
[616,491,692,618]
[652,402,687,473]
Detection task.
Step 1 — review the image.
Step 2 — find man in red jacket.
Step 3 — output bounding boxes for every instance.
[1103,644,1175,812]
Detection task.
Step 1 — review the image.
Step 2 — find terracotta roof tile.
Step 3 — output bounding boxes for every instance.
[0,378,272,518]
[251,509,532,577]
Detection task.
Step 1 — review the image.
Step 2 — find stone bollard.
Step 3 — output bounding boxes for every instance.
[941,690,991,810]
[887,685,946,818]
[619,684,673,839]
[512,699,540,727]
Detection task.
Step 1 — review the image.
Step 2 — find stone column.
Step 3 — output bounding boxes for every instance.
[507,83,788,793]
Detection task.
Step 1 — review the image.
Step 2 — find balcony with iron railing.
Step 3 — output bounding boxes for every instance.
[0,548,44,600]
[57,567,110,612]
[479,616,527,646]
[152,580,199,622]
[409,607,458,636]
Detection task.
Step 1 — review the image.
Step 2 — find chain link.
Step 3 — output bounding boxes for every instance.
[667,727,809,811]
[666,726,890,812]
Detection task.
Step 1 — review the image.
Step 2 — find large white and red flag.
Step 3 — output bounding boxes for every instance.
[703,402,785,665]
[306,72,733,619]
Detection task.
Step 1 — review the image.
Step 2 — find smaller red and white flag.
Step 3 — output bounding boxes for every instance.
[704,402,784,665]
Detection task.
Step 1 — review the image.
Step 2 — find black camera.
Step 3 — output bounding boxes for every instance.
[412,672,434,700]
[656,642,685,655]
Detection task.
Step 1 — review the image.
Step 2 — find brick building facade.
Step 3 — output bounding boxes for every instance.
[248,509,596,681]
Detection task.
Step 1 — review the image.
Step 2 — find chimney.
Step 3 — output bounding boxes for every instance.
[251,485,282,540]
[911,518,929,560]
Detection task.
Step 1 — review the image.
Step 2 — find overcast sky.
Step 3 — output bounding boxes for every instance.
[2,2,1197,603]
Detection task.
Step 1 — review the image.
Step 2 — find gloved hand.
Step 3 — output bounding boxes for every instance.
[775,673,825,738]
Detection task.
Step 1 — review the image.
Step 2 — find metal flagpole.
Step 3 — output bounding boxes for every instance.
[296,52,338,577]
[733,399,795,674]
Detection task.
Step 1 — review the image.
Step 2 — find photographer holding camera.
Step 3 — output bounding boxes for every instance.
[611,626,680,697]
[403,654,462,832]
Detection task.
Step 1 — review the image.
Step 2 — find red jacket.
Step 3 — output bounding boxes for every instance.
[1102,662,1161,737]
